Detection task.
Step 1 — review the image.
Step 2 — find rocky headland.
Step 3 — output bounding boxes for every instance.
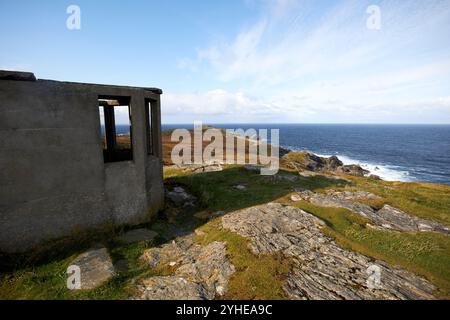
[2,132,449,300]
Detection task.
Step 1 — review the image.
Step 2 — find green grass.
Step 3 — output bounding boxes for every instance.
[166,165,347,213]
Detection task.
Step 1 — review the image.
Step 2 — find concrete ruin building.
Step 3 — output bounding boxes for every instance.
[0,71,164,253]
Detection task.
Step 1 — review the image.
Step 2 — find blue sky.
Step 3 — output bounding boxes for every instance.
[1,0,450,124]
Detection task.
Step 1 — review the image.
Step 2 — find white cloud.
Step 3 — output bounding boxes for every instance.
[162,89,450,124]
[171,0,450,123]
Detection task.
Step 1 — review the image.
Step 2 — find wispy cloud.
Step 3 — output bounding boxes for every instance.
[172,0,450,123]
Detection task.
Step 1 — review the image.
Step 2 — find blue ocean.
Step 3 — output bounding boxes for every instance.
[118,124,450,185]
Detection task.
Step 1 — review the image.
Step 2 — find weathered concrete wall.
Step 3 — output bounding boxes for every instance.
[0,75,164,253]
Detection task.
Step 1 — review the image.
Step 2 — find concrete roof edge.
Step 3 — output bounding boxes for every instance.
[0,70,163,94]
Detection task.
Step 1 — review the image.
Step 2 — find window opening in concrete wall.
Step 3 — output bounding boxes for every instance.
[98,96,133,162]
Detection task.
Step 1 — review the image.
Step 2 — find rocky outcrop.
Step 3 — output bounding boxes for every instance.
[294,190,449,234]
[135,236,235,300]
[282,151,342,172]
[281,151,370,177]
[69,247,115,290]
[222,203,436,300]
[166,186,197,207]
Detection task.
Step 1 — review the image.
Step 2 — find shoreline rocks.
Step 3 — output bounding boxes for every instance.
[281,150,378,179]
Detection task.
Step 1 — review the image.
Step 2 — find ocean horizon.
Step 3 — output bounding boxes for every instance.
[113,123,450,185]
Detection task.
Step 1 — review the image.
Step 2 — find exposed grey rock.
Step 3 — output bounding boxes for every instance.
[195,229,206,236]
[326,190,382,201]
[118,228,158,244]
[135,276,210,300]
[335,164,370,177]
[136,237,235,300]
[376,205,449,234]
[222,203,436,300]
[212,211,226,217]
[193,164,223,173]
[233,184,247,191]
[279,146,291,158]
[69,247,115,289]
[244,164,263,171]
[296,190,449,234]
[264,173,299,182]
[282,151,343,172]
[169,163,224,174]
[166,186,197,207]
[297,190,376,218]
[282,151,373,178]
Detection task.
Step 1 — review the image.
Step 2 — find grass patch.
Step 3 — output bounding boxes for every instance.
[166,166,347,213]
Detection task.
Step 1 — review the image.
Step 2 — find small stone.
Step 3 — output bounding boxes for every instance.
[169,261,177,267]
[118,229,158,244]
[290,194,302,202]
[195,229,206,236]
[166,186,197,206]
[212,211,226,217]
[234,184,247,191]
[418,223,433,232]
[216,285,226,296]
[194,210,211,219]
[244,165,262,171]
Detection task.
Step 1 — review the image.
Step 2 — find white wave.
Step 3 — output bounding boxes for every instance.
[283,145,413,182]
